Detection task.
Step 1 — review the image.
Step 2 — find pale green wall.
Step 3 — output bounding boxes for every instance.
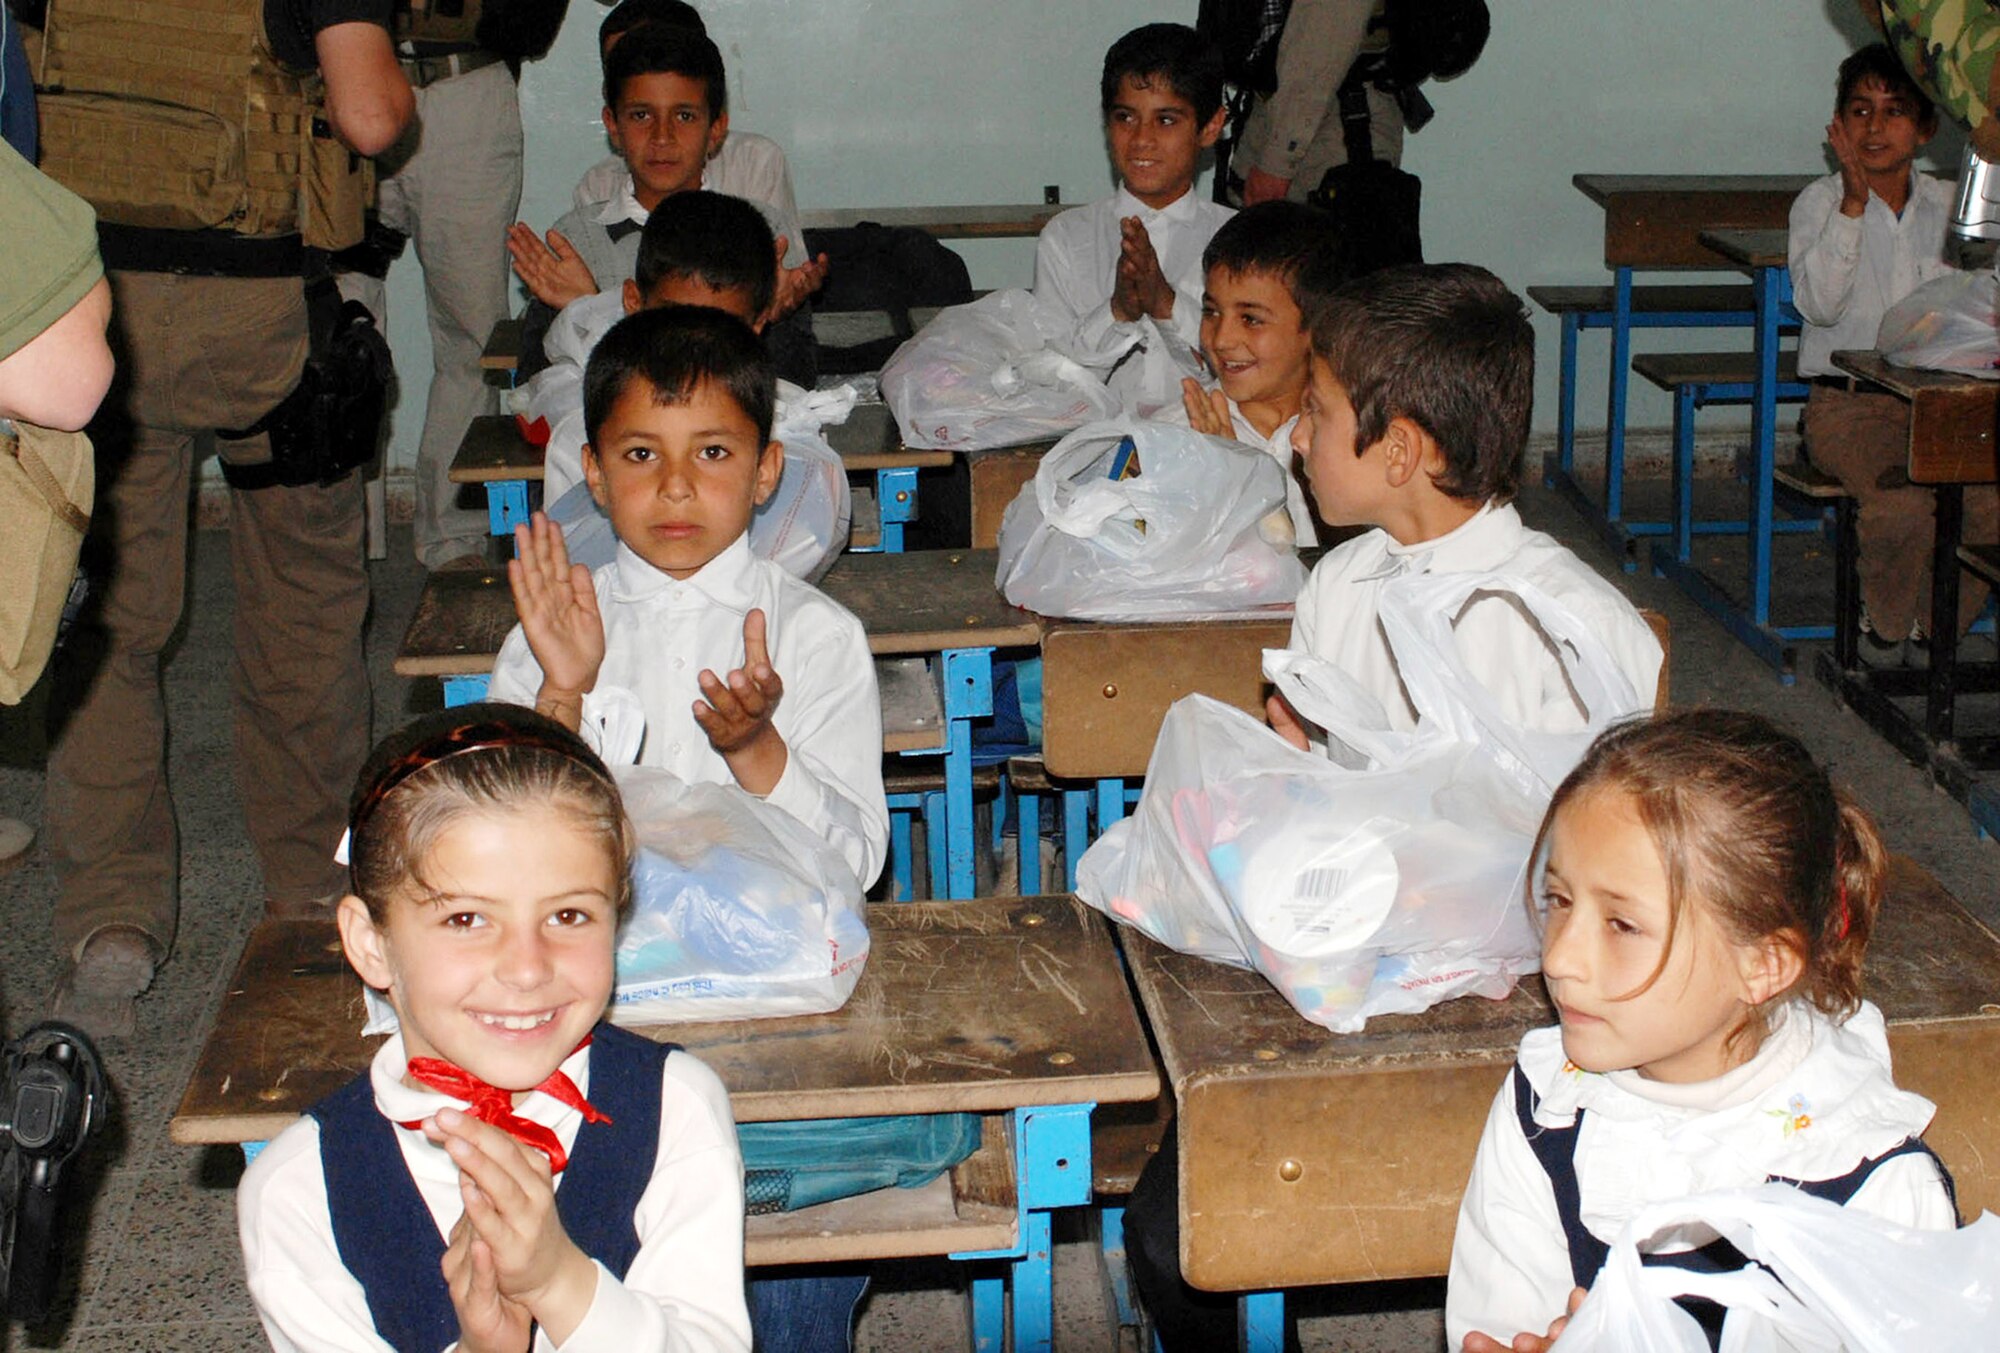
[375,0,1959,467]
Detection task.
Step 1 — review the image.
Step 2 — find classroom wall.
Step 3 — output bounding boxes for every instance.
[371,0,1961,470]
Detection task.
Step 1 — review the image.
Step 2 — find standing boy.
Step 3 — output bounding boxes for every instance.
[1035,23,1235,415]
[1792,42,1996,667]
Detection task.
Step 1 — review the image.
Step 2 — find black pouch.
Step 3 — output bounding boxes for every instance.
[219,294,392,491]
[1306,75,1424,277]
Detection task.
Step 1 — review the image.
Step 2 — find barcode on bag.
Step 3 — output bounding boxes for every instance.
[1295,866,1349,902]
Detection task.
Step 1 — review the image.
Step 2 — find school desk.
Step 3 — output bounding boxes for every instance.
[1553,175,1814,559]
[171,894,1160,1353]
[446,403,955,552]
[798,202,1069,239]
[1816,350,2000,835]
[1121,854,2000,1352]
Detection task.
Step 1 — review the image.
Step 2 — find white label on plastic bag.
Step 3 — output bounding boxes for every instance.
[1237,818,1400,956]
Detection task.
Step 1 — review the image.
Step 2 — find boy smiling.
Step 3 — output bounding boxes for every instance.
[1033,23,1234,414]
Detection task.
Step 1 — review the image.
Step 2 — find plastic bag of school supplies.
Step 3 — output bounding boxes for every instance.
[1074,570,1643,1032]
[879,288,1123,449]
[992,418,1306,621]
[608,766,869,1025]
[1876,269,2000,380]
[1553,1185,2000,1352]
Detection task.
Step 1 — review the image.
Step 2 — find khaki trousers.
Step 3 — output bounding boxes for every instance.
[1804,386,1999,639]
[45,271,371,959]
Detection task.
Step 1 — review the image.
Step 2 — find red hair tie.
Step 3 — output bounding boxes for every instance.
[399,1035,611,1174]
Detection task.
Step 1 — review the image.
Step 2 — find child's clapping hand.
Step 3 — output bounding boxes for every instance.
[694,607,788,794]
[443,1213,532,1353]
[509,512,604,732]
[506,223,599,311]
[1111,216,1176,323]
[766,235,831,324]
[1181,376,1235,438]
[1826,117,1871,218]
[430,1108,600,1348]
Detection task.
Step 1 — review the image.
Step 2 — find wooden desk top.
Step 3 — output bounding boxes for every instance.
[481,316,524,372]
[818,548,1043,654]
[799,203,1068,239]
[1572,174,1814,269]
[1831,350,2000,485]
[1697,226,1790,270]
[393,568,515,677]
[1126,855,2000,1290]
[171,895,1158,1144]
[1573,174,1818,204]
[827,402,953,470]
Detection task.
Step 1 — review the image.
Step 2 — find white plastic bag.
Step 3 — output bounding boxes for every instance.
[1074,570,1642,1032]
[1876,270,2000,380]
[1557,1185,2000,1352]
[993,418,1307,621]
[880,288,1123,449]
[608,766,869,1025]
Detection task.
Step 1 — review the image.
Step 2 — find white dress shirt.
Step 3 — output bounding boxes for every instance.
[1032,186,1236,416]
[581,146,808,272]
[488,535,889,887]
[1446,1001,1957,1350]
[1156,396,1315,541]
[238,1035,751,1353]
[1788,168,1957,377]
[1287,502,1663,733]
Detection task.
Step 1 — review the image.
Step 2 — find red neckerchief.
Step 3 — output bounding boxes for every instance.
[399,1034,611,1174]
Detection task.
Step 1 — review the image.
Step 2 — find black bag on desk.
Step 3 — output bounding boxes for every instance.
[803,222,974,375]
[1307,73,1423,277]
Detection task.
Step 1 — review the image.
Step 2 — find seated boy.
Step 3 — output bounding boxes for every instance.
[506,24,821,380]
[488,305,889,890]
[1792,42,1997,667]
[1270,262,1663,740]
[1034,22,1234,415]
[1167,199,1344,544]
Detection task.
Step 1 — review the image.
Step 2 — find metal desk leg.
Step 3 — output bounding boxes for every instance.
[485,479,532,538]
[1927,484,1966,744]
[940,647,995,899]
[877,465,918,554]
[1095,777,1127,835]
[1239,1292,1286,1353]
[1604,266,1634,526]
[1555,311,1582,481]
[955,1102,1097,1353]
[1669,381,1697,564]
[442,675,491,707]
[1746,263,1783,629]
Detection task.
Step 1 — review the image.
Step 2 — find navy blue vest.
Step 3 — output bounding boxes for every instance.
[1511,1064,1957,1348]
[308,1023,675,1353]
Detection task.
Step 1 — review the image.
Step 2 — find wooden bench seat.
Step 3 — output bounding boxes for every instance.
[1631,348,1802,390]
[1525,282,1755,316]
[1774,460,1847,499]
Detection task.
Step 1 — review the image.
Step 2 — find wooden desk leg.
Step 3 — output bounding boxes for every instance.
[940,648,995,899]
[877,465,917,554]
[1927,483,1966,744]
[954,1102,1097,1353]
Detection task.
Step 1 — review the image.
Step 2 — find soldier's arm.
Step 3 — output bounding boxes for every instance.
[315,20,412,157]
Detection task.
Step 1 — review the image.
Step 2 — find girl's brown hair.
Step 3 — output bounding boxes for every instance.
[1531,709,1884,1032]
[347,705,635,923]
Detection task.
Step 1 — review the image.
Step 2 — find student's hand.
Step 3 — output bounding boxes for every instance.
[1242,166,1293,206]
[765,236,831,325]
[1182,377,1236,438]
[1459,1286,1588,1353]
[695,607,789,795]
[431,1108,599,1347]
[443,1214,532,1353]
[1113,217,1176,323]
[507,223,599,310]
[1266,690,1312,750]
[1826,119,1870,218]
[508,512,603,729]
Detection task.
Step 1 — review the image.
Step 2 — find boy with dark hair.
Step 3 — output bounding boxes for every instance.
[1034,21,1234,414]
[1171,199,1345,541]
[1792,41,1994,667]
[490,305,887,890]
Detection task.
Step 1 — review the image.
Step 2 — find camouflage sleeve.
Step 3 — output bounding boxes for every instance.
[1867,0,2000,159]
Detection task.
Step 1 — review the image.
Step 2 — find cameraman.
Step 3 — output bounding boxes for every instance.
[40,1,412,1037]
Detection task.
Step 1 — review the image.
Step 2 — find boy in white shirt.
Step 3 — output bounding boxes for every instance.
[1269,262,1663,741]
[1034,23,1235,415]
[1791,42,1996,666]
[488,306,888,889]
[1168,199,1346,544]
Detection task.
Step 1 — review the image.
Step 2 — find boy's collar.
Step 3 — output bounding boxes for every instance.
[1375,500,1520,571]
[1114,183,1199,224]
[594,164,716,228]
[611,532,758,611]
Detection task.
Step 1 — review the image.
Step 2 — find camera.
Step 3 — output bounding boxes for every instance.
[0,1022,107,1322]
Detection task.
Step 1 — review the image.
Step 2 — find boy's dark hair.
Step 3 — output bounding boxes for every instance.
[584,305,776,450]
[1100,23,1224,124]
[1836,42,1936,130]
[603,21,726,119]
[1202,202,1347,313]
[599,0,705,52]
[634,190,777,319]
[1310,263,1533,504]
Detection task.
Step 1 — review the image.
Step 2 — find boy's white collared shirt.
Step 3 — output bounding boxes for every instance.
[1033,185,1235,416]
[488,534,889,887]
[1788,166,1957,377]
[1156,395,1315,541]
[588,163,808,270]
[237,1033,752,1352]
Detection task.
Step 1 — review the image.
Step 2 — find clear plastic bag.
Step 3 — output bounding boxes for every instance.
[879,288,1123,449]
[1876,269,2000,380]
[1074,571,1643,1032]
[993,418,1307,621]
[608,767,869,1025]
[1557,1185,2000,1352]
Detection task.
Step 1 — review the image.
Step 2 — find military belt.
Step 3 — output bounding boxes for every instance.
[400,48,504,88]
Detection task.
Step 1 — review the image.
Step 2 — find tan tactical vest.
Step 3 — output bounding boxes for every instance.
[398,0,484,49]
[33,0,371,249]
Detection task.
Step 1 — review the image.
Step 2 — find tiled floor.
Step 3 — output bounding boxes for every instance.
[1,456,1993,1352]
